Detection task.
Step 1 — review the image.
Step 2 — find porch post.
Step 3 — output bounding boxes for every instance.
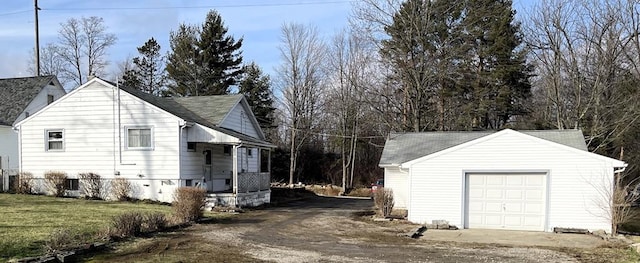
[268,149,271,174]
[232,144,238,195]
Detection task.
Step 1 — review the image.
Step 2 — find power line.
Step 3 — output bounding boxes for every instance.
[42,1,352,11]
[0,10,31,17]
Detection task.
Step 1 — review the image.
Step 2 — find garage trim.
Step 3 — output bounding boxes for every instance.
[461,170,550,231]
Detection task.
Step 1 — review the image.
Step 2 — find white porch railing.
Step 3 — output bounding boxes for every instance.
[237,172,270,193]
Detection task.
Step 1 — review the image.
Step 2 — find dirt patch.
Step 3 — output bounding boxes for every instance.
[85,193,639,263]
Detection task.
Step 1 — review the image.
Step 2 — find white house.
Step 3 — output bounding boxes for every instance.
[0,75,66,190]
[379,129,626,233]
[15,78,273,206]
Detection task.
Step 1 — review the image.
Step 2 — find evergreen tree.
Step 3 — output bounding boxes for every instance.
[166,10,243,96]
[239,62,275,131]
[120,38,165,95]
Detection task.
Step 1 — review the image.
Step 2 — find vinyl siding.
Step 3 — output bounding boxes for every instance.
[384,166,408,209]
[220,103,260,139]
[406,131,615,232]
[19,81,181,202]
[15,84,66,124]
[0,126,17,171]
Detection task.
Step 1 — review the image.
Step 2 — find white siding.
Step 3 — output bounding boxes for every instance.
[0,126,18,172]
[406,131,615,232]
[384,166,408,209]
[15,84,66,124]
[19,81,181,202]
[220,103,260,139]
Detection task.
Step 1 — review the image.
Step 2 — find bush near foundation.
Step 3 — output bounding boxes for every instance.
[79,172,103,199]
[172,187,207,223]
[15,172,34,194]
[374,188,394,217]
[110,177,132,201]
[44,171,67,197]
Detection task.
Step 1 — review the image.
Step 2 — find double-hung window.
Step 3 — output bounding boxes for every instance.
[126,127,153,150]
[46,130,64,151]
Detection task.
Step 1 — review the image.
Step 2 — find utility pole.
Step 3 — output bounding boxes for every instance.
[34,0,41,76]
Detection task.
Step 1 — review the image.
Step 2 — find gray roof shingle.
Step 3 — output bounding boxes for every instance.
[0,75,57,125]
[117,85,269,146]
[379,130,588,166]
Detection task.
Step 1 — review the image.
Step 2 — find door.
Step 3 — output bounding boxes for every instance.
[203,149,212,192]
[466,173,546,231]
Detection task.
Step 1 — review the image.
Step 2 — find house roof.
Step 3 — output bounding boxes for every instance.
[379,129,588,166]
[117,85,270,147]
[173,95,242,126]
[0,75,58,126]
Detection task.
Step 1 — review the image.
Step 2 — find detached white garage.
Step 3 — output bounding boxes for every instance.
[379,129,626,233]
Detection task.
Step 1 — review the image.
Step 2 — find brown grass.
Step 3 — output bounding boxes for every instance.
[347,187,372,197]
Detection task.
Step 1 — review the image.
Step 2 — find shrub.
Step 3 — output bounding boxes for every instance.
[44,171,67,197]
[142,213,167,232]
[111,177,132,201]
[172,187,207,223]
[79,172,103,199]
[374,188,394,217]
[15,172,34,194]
[44,228,84,253]
[109,211,144,238]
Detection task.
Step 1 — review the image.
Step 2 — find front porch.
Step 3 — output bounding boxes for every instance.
[205,171,271,208]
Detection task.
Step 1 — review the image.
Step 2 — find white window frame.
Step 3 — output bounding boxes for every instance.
[45,129,64,152]
[125,126,154,150]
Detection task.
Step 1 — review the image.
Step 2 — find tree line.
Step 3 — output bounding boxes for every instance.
[31,0,640,190]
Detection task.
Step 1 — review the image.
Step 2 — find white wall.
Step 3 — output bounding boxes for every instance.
[220,103,260,139]
[19,81,181,202]
[0,83,65,173]
[384,166,408,209]
[405,131,615,232]
[0,126,18,172]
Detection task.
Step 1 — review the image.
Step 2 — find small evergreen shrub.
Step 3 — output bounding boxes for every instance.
[172,187,207,223]
[44,171,67,197]
[110,177,132,201]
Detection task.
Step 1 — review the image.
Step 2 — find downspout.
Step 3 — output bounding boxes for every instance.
[11,125,20,191]
[116,81,135,166]
[178,120,189,186]
[232,144,239,206]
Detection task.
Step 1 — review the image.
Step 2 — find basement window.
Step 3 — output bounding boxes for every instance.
[65,179,79,191]
[46,130,64,151]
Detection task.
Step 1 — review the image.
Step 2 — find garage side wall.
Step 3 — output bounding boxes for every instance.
[384,166,408,209]
[408,132,614,232]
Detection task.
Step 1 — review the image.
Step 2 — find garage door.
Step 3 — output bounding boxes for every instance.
[466,173,546,231]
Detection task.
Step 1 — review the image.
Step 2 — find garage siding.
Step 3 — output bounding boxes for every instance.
[384,167,408,209]
[408,131,614,232]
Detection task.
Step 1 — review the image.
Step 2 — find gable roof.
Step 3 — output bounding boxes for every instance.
[173,95,243,126]
[115,82,269,145]
[0,75,59,125]
[379,129,589,166]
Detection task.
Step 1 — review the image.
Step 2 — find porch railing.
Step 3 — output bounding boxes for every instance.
[237,172,270,193]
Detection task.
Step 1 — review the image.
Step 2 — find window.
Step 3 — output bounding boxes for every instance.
[126,127,153,149]
[47,95,55,105]
[247,148,252,157]
[25,112,30,118]
[185,179,193,187]
[223,145,231,155]
[66,179,79,191]
[46,130,64,151]
[187,142,196,152]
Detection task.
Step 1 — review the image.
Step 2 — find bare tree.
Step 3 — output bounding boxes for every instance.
[36,16,117,88]
[276,23,326,185]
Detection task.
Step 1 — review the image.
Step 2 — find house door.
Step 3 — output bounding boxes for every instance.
[203,149,213,192]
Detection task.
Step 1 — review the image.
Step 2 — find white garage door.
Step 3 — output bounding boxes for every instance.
[466,173,546,231]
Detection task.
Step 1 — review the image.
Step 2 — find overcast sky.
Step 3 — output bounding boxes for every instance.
[0,0,532,84]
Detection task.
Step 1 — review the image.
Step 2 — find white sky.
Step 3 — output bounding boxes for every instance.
[0,0,533,82]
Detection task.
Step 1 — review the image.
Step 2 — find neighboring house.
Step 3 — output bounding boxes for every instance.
[15,78,273,206]
[379,129,626,233]
[0,75,66,190]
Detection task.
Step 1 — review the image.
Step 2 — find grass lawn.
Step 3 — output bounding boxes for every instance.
[0,193,172,261]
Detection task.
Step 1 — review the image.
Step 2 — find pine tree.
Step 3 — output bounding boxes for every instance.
[239,62,275,131]
[120,38,165,95]
[166,10,243,96]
